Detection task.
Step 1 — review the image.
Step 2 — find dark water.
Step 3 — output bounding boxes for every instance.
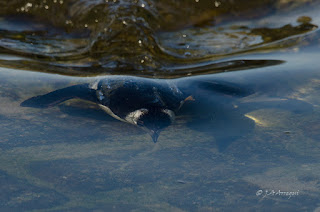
[1,0,320,211]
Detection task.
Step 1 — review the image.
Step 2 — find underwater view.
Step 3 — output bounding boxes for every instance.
[1,0,320,211]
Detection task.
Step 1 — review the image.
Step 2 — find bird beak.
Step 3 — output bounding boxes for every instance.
[150,130,160,143]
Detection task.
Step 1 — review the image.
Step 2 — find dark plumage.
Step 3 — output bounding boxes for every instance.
[21,76,190,142]
[21,75,312,149]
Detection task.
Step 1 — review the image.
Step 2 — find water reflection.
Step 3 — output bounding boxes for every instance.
[1,0,320,211]
[0,0,319,76]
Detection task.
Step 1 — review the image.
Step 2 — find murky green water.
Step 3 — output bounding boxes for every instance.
[1,0,320,211]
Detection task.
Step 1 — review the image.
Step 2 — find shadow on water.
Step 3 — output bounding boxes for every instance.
[1,0,320,211]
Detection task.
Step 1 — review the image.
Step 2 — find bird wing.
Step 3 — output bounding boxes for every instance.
[20,84,97,108]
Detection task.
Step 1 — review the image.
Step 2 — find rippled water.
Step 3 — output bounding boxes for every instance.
[1,0,319,76]
[1,0,320,211]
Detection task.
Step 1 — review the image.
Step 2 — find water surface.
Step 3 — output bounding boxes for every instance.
[1,0,320,211]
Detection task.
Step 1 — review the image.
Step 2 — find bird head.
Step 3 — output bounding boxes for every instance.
[125,108,175,143]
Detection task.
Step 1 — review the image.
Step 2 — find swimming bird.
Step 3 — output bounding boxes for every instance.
[21,76,193,143]
[21,75,312,149]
